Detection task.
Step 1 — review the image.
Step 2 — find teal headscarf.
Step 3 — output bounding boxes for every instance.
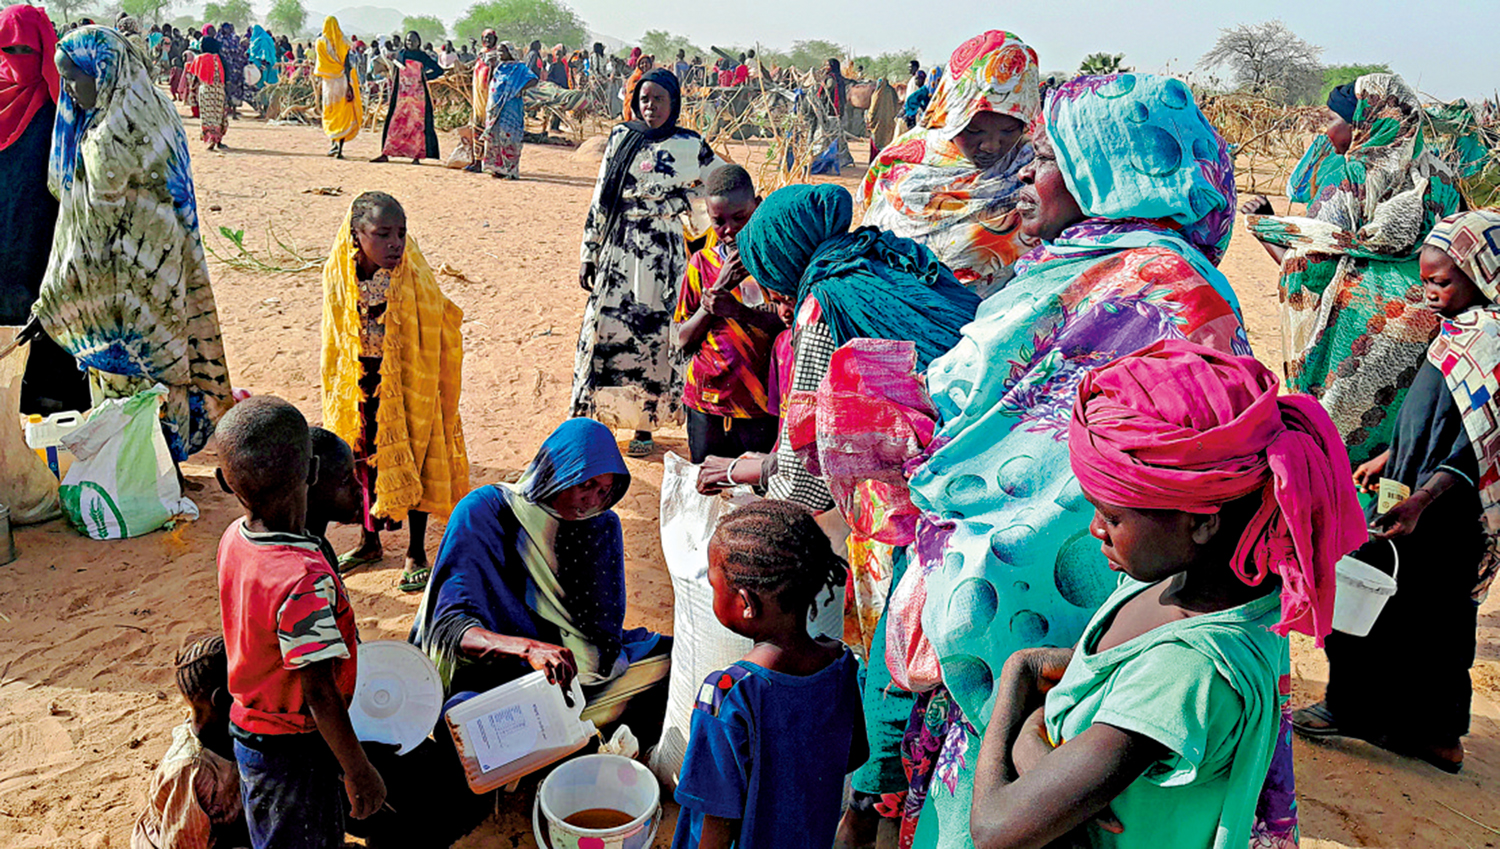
[737,183,980,370]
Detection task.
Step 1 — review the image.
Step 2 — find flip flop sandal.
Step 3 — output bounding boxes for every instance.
[398,566,432,593]
[336,550,383,575]
[627,438,653,458]
[1290,702,1343,738]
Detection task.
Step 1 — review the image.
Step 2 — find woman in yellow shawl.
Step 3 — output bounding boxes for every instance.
[322,191,469,591]
[315,16,361,159]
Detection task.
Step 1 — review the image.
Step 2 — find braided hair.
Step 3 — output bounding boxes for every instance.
[175,634,227,703]
[709,501,847,619]
[349,190,404,236]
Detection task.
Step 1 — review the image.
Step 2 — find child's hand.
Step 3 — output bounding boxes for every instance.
[1239,194,1274,217]
[718,248,748,289]
[1353,451,1389,494]
[344,756,387,820]
[702,287,748,322]
[1372,490,1430,539]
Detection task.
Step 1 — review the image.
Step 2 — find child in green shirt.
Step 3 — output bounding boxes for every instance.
[970,340,1366,849]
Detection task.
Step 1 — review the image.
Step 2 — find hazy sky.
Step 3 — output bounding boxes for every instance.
[291,0,1497,100]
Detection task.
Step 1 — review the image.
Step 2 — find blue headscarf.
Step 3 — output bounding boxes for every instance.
[248,24,279,84]
[518,417,631,509]
[51,27,196,208]
[411,418,642,689]
[737,183,981,370]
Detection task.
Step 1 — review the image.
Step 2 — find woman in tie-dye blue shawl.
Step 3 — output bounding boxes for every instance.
[34,25,233,461]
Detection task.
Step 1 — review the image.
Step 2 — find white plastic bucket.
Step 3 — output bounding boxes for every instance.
[1331,539,1399,637]
[533,754,662,849]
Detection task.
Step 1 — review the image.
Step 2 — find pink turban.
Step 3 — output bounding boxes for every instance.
[1068,340,1367,644]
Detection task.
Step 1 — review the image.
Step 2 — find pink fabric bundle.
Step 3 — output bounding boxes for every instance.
[786,338,938,544]
[1068,339,1367,644]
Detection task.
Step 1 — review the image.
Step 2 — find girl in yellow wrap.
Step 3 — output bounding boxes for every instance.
[314,16,361,159]
[322,191,469,591]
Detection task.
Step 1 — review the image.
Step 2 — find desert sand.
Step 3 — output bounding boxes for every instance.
[0,112,1495,849]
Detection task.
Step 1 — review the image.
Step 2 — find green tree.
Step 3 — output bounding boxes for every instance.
[640,29,702,62]
[265,0,307,37]
[202,0,254,29]
[786,39,846,71]
[121,0,173,25]
[45,0,96,26]
[856,49,918,82]
[1078,52,1127,75]
[1320,63,1391,103]
[402,15,446,41]
[170,14,199,32]
[452,0,587,49]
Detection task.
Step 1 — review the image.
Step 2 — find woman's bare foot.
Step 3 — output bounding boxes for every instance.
[411,158,421,165]
[370,154,389,163]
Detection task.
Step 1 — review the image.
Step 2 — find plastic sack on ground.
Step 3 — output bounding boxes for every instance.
[59,384,198,540]
[0,326,61,524]
[649,453,844,787]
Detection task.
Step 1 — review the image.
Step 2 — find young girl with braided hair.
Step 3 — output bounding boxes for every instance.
[320,191,469,591]
[672,500,868,849]
[133,635,247,849]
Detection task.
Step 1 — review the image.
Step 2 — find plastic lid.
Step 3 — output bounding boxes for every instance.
[348,640,444,755]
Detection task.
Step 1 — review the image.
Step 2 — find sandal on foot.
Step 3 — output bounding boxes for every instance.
[627,437,653,458]
[398,566,432,593]
[336,549,383,575]
[1291,702,1343,738]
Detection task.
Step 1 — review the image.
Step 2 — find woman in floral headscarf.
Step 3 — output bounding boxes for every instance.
[877,74,1259,849]
[37,26,233,462]
[1247,73,1460,467]
[860,31,1040,298]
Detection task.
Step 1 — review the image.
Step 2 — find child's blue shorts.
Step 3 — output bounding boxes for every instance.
[235,733,344,849]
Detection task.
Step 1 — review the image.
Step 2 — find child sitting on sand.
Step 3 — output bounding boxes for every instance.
[132,635,246,849]
[214,395,386,847]
[321,191,469,592]
[673,165,785,464]
[672,500,867,849]
[969,341,1365,849]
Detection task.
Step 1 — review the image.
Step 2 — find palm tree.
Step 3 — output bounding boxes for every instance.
[1078,52,1128,75]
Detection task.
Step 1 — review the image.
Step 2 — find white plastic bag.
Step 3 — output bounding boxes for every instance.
[648,453,843,786]
[59,384,197,540]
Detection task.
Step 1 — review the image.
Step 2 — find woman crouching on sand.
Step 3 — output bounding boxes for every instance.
[321,191,469,591]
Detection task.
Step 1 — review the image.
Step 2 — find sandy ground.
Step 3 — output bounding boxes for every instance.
[0,110,1496,849]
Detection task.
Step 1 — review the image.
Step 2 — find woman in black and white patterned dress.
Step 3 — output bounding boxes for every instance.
[573,68,720,457]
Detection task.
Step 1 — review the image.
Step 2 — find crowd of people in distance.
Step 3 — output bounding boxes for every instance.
[2,6,1497,849]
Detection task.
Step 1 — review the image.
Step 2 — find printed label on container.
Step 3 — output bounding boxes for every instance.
[1377,478,1411,515]
[466,703,541,772]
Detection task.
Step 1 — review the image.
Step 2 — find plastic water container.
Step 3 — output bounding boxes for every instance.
[24,411,84,479]
[1331,539,1399,637]
[444,671,596,793]
[533,754,662,849]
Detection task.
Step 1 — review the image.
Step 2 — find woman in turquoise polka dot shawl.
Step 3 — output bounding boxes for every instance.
[880,74,1260,848]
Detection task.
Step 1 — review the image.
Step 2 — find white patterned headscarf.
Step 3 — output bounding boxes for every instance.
[1425,210,1500,300]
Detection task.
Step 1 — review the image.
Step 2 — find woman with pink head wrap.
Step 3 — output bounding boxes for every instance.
[971,339,1364,849]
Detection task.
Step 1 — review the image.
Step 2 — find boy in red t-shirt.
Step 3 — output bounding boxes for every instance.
[213,396,385,849]
[674,164,787,464]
